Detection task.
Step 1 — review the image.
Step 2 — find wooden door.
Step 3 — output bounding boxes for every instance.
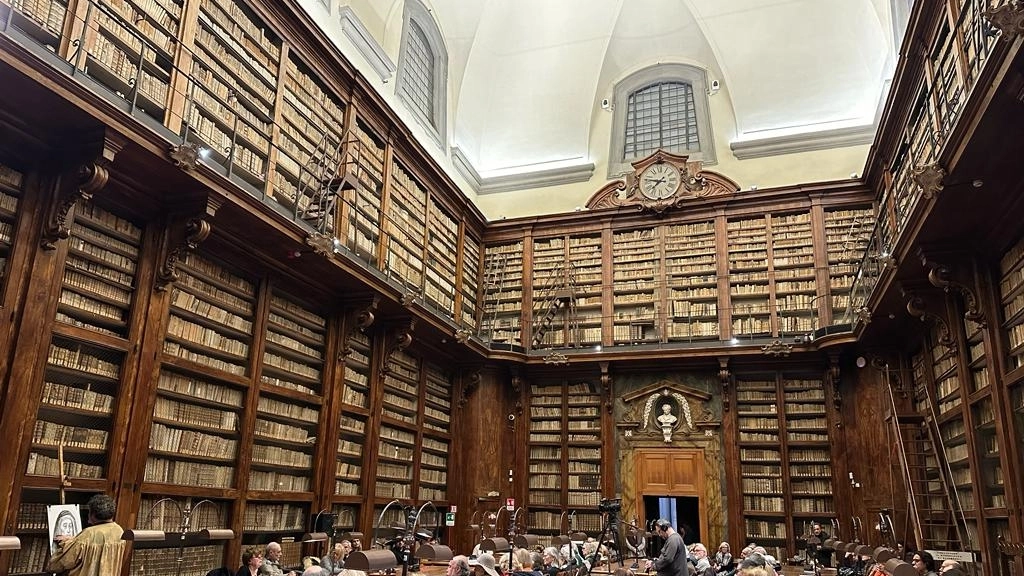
[635,448,707,540]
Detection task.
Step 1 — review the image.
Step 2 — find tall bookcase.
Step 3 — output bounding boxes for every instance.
[664,221,718,342]
[425,198,458,317]
[344,120,385,266]
[568,235,603,347]
[274,51,346,219]
[386,160,427,290]
[15,203,143,576]
[728,217,771,338]
[189,0,279,187]
[611,228,660,345]
[419,363,452,502]
[526,381,603,535]
[771,212,816,335]
[734,372,835,558]
[460,234,481,330]
[336,330,371,503]
[0,0,67,51]
[378,350,419,500]
[999,235,1024,372]
[823,207,875,324]
[0,163,23,299]
[530,234,602,349]
[480,241,523,346]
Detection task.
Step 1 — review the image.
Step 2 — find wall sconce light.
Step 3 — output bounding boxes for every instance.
[198,529,234,541]
[884,558,917,576]
[302,532,330,543]
[0,536,22,550]
[872,547,896,563]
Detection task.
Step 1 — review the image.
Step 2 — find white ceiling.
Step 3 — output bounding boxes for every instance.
[341,0,898,176]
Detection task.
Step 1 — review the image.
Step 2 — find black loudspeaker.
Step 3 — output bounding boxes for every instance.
[315,512,339,537]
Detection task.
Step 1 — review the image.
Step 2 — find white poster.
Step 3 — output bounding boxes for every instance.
[47,504,82,555]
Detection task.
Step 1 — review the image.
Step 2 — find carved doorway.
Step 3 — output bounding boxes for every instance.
[634,448,708,543]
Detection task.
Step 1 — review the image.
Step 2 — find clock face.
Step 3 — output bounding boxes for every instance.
[639,163,681,200]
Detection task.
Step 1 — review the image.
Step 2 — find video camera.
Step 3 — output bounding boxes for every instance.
[598,498,622,513]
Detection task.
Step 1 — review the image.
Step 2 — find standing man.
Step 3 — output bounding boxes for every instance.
[46,494,125,576]
[260,542,297,576]
[810,523,831,568]
[645,520,688,576]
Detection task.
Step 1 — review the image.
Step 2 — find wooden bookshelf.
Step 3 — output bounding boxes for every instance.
[336,330,370,498]
[377,423,415,500]
[251,292,325,493]
[531,234,602,349]
[0,163,23,300]
[526,381,602,529]
[823,207,874,324]
[481,241,524,346]
[386,159,427,290]
[59,203,142,338]
[424,198,458,316]
[611,228,659,346]
[187,0,279,187]
[782,376,835,521]
[419,362,451,502]
[771,212,816,335]
[460,234,481,330]
[381,349,419,427]
[728,217,771,338]
[527,383,563,510]
[568,235,603,347]
[130,496,230,576]
[273,50,346,223]
[735,375,785,561]
[343,120,384,265]
[0,0,66,50]
[999,235,1024,372]
[665,221,718,342]
[930,319,972,516]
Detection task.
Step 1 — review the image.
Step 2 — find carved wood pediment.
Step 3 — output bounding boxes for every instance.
[586,151,739,213]
[617,380,718,442]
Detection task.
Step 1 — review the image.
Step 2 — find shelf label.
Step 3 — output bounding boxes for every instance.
[450,505,457,513]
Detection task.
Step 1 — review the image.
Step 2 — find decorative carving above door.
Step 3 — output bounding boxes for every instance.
[617,380,719,443]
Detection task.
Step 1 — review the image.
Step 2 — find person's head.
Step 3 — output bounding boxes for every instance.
[331,543,345,560]
[469,552,501,576]
[87,494,116,524]
[242,546,264,569]
[719,543,731,554]
[266,542,282,562]
[739,545,754,559]
[692,544,708,559]
[812,524,823,536]
[655,519,675,538]
[939,560,960,574]
[740,553,767,571]
[531,552,544,570]
[515,548,533,570]
[738,567,768,576]
[448,555,471,576]
[662,404,671,414]
[341,540,353,555]
[911,552,935,575]
[542,547,561,567]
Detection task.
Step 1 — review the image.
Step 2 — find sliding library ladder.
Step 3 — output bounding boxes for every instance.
[888,372,970,552]
[531,263,580,349]
[481,251,509,340]
[298,132,351,234]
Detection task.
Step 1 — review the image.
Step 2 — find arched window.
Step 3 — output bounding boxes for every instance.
[396,0,447,146]
[609,64,714,176]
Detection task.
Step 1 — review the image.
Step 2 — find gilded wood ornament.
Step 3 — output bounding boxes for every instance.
[717,357,731,413]
[912,162,946,200]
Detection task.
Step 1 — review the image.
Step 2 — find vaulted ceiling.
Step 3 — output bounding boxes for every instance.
[339,0,901,177]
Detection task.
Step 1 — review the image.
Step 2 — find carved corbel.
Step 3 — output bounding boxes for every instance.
[400,289,419,308]
[855,306,873,325]
[984,2,1024,39]
[918,249,985,326]
[154,202,219,291]
[42,132,127,250]
[380,318,416,374]
[912,163,946,200]
[41,162,110,250]
[510,369,523,418]
[904,288,956,353]
[340,294,380,356]
[828,354,842,414]
[760,339,793,357]
[457,367,482,410]
[600,362,612,414]
[718,357,731,413]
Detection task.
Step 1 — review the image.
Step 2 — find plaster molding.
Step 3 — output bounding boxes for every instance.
[451,147,595,195]
[338,7,395,82]
[729,123,877,160]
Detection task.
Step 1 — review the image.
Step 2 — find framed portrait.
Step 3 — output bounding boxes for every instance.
[47,504,82,555]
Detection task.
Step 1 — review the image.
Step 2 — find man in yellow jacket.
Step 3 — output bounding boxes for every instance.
[47,494,125,576]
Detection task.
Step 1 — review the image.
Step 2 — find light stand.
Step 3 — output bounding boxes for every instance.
[123,497,234,576]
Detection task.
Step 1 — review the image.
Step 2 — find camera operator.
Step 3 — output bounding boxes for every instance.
[644,520,688,576]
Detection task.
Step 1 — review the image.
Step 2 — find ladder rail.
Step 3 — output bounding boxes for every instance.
[886,364,926,550]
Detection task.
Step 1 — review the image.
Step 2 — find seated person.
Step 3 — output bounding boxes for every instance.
[237,546,264,576]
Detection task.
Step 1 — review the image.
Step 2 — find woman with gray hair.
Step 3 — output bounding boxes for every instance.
[542,547,564,576]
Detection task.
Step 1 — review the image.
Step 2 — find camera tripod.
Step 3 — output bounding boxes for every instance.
[584,499,645,573]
